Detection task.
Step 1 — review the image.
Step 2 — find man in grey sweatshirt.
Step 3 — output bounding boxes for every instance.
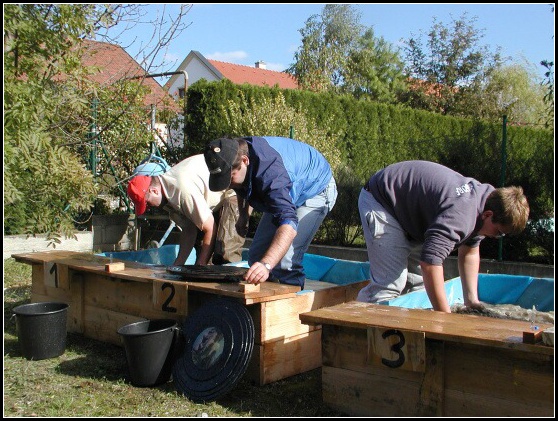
[358,160,529,313]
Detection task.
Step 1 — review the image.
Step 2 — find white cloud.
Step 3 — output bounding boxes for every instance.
[266,62,288,72]
[205,51,248,62]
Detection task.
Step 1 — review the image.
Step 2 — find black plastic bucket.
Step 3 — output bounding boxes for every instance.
[12,302,69,360]
[117,319,180,387]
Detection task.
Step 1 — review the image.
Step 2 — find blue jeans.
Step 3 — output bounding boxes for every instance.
[248,176,337,288]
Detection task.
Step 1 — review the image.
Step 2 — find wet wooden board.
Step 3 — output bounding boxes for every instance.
[301,300,554,416]
[11,250,377,386]
[12,251,299,303]
[300,301,554,355]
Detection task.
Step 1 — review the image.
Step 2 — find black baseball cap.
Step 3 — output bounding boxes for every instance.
[204,138,239,191]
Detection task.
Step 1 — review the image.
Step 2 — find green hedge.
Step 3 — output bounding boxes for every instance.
[184,79,554,264]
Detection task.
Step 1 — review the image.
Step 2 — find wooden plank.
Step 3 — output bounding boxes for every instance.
[443,388,554,417]
[44,261,58,287]
[69,273,84,333]
[245,330,323,386]
[321,324,424,378]
[57,264,70,290]
[152,279,188,316]
[522,329,543,344]
[250,283,369,344]
[237,282,260,293]
[31,264,47,295]
[30,284,72,303]
[322,365,422,416]
[443,342,554,416]
[300,301,554,355]
[17,251,301,304]
[81,305,149,346]
[43,261,70,289]
[250,293,318,343]
[12,250,81,265]
[244,343,264,384]
[186,281,299,303]
[417,340,444,416]
[81,273,182,320]
[105,262,126,272]
[367,326,426,373]
[316,305,553,416]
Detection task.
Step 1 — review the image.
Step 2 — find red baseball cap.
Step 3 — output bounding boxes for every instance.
[127,175,151,215]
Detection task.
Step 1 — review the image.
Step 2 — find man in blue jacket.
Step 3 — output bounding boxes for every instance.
[204,136,337,288]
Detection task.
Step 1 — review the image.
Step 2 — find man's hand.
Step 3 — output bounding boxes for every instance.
[464,300,485,311]
[244,261,270,284]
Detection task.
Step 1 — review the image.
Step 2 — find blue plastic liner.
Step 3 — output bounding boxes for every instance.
[302,254,337,280]
[96,247,552,312]
[383,274,554,312]
[98,244,195,266]
[320,259,369,285]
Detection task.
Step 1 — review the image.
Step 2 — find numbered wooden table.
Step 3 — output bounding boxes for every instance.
[299,301,554,417]
[12,251,368,386]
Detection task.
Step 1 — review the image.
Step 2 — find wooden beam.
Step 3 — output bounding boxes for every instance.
[522,329,543,344]
[238,282,260,293]
[105,262,126,272]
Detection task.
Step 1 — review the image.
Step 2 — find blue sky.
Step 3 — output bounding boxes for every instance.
[108,3,554,80]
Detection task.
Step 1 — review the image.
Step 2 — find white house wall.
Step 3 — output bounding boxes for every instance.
[167,56,221,99]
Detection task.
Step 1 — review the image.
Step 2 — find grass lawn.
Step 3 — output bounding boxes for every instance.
[3,258,347,417]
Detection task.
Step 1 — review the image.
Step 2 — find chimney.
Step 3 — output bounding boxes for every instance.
[255,60,267,70]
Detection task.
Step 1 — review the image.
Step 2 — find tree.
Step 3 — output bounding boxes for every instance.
[455,61,549,126]
[540,60,554,130]
[540,5,554,130]
[4,4,110,242]
[342,28,407,103]
[401,12,502,115]
[4,4,189,244]
[287,4,363,92]
[288,4,407,104]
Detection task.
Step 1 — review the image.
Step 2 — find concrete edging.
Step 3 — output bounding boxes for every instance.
[5,230,553,279]
[3,232,93,260]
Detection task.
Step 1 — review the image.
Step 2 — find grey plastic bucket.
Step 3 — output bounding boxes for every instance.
[117,319,180,387]
[13,302,69,360]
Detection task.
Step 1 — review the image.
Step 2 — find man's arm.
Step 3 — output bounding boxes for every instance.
[194,214,217,265]
[243,223,297,284]
[457,244,483,309]
[420,262,450,313]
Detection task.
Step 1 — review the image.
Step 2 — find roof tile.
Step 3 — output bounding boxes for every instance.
[80,40,179,111]
[208,59,299,89]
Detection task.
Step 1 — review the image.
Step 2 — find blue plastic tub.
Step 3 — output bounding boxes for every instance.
[97,247,553,312]
[98,244,196,266]
[383,274,554,312]
[97,247,368,288]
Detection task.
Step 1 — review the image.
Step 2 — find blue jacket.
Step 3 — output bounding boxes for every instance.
[236,136,333,230]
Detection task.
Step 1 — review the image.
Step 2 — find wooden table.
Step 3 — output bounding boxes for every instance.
[13,250,368,385]
[300,301,554,417]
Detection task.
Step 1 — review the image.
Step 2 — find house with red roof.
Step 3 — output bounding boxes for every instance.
[78,40,182,148]
[80,40,180,113]
[164,50,299,99]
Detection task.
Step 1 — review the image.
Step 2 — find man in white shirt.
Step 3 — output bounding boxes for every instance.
[127,154,246,265]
